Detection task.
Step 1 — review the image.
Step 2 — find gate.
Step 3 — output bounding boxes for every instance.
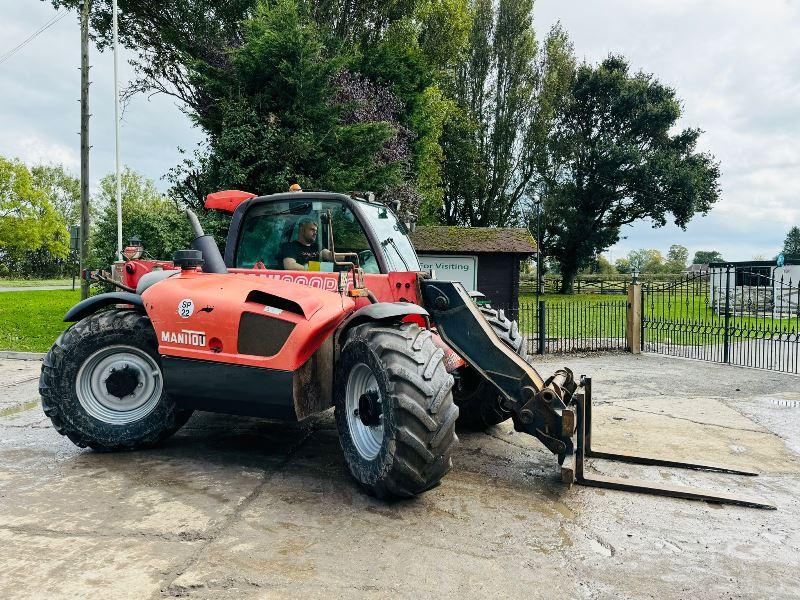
[642,267,800,374]
[508,297,628,355]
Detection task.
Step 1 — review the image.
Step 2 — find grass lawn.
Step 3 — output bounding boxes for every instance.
[516,294,628,339]
[0,290,78,352]
[0,278,73,288]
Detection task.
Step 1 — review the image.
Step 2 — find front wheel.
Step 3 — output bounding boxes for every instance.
[39,310,192,451]
[334,322,459,498]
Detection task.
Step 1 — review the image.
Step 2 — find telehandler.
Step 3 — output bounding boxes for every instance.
[40,189,772,507]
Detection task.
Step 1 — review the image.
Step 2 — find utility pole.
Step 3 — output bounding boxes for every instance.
[112,0,122,260]
[79,0,91,300]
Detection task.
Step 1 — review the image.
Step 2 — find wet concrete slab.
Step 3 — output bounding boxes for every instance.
[0,354,798,599]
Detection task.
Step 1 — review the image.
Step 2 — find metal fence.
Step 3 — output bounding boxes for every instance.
[520,277,629,295]
[519,273,690,296]
[504,298,628,354]
[642,268,800,374]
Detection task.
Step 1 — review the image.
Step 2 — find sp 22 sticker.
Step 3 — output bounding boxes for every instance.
[178,298,194,318]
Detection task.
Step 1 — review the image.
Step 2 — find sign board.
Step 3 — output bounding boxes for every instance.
[69,225,80,252]
[417,254,478,291]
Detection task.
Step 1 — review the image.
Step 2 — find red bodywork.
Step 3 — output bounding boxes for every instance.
[115,259,175,291]
[204,190,257,213]
[135,265,462,374]
[228,268,422,306]
[135,264,466,421]
[142,269,356,371]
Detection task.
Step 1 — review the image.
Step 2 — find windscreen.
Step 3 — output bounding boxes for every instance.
[235,199,380,273]
[356,201,421,272]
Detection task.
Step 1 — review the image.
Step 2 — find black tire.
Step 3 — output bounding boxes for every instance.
[39,309,192,451]
[334,322,459,499]
[453,305,527,430]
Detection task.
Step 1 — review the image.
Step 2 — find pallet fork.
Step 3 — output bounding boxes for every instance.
[423,280,775,510]
[560,378,775,510]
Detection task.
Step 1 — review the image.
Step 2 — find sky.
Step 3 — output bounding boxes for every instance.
[0,1,798,263]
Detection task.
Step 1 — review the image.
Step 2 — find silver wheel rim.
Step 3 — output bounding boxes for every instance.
[345,362,384,460]
[75,345,163,425]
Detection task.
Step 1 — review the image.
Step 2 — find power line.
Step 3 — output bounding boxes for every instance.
[0,11,68,66]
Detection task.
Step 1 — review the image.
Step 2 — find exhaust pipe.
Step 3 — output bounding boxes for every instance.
[185,209,227,274]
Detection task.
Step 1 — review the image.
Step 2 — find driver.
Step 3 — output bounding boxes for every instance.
[278,217,334,271]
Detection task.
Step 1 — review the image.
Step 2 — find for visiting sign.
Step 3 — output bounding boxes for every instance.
[417,254,478,291]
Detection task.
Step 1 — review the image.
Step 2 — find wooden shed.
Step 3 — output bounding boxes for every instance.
[410,226,537,310]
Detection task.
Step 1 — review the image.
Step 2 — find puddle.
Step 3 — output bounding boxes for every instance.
[527,524,573,554]
[0,400,40,418]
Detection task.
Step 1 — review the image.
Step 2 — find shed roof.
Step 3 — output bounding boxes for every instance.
[410,226,537,255]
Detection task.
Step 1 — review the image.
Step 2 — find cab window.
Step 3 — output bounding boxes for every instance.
[355,201,420,272]
[235,200,380,273]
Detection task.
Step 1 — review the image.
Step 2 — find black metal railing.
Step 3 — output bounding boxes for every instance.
[502,297,628,355]
[642,268,800,374]
[519,273,689,296]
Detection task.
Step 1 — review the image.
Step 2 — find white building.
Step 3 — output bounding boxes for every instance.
[709,258,799,318]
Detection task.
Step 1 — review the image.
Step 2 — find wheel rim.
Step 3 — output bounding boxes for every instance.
[345,363,384,460]
[75,345,163,425]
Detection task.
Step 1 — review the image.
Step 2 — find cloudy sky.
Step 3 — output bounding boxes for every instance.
[1,1,798,262]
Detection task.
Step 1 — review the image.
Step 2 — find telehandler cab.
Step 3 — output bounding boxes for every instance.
[40,190,773,507]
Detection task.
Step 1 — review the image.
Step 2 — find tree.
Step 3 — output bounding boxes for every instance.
[49,0,471,226]
[692,250,724,265]
[0,157,69,276]
[167,1,414,237]
[440,0,537,227]
[627,249,664,274]
[92,168,191,269]
[665,244,688,273]
[21,164,83,278]
[30,164,81,226]
[441,16,573,228]
[784,226,800,255]
[587,254,616,275]
[534,57,720,292]
[614,257,631,274]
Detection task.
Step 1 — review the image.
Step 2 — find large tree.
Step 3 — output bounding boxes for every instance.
[533,57,720,292]
[440,6,572,227]
[665,244,689,272]
[166,0,413,240]
[783,226,800,255]
[48,0,470,226]
[0,157,69,276]
[692,250,724,264]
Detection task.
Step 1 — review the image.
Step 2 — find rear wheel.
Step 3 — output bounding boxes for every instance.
[453,305,527,430]
[334,322,459,498]
[39,310,192,451]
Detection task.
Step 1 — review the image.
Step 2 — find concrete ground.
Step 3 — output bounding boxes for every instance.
[1,353,799,599]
